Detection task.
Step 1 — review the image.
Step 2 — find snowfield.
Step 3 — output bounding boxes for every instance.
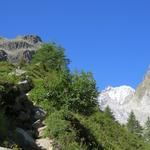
[98,85,150,125]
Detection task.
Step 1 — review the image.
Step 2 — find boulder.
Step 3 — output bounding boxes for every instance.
[15,128,37,150]
[18,111,30,122]
[36,138,53,150]
[32,119,45,129]
[0,50,8,61]
[34,107,47,120]
[18,80,32,93]
[23,50,35,63]
[37,126,47,138]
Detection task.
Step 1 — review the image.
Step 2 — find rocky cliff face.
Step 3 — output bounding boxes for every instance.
[98,67,150,125]
[0,74,48,150]
[0,35,43,63]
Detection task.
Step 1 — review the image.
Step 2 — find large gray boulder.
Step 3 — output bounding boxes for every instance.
[15,128,37,150]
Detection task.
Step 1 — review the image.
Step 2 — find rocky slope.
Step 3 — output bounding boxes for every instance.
[0,35,43,63]
[0,68,52,150]
[98,66,150,125]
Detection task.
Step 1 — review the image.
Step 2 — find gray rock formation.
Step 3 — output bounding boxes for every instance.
[0,50,8,61]
[33,106,47,120]
[20,35,42,44]
[15,128,37,150]
[0,35,43,63]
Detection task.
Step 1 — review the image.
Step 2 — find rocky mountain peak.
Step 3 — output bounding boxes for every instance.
[0,35,43,63]
[17,35,42,44]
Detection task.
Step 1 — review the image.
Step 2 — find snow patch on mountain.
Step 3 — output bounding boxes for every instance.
[98,84,150,125]
[98,85,135,124]
[98,67,150,125]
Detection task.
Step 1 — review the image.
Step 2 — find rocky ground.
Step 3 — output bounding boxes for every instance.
[0,68,54,150]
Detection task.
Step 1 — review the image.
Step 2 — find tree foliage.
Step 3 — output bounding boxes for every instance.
[104,106,115,120]
[127,111,142,136]
[31,43,70,71]
[68,71,98,115]
[144,117,150,141]
[1,43,149,149]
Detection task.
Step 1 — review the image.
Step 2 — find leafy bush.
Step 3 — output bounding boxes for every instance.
[68,71,98,115]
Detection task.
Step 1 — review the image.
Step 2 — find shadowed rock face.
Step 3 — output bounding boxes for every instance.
[0,41,33,50]
[20,35,42,44]
[0,35,43,63]
[0,50,8,61]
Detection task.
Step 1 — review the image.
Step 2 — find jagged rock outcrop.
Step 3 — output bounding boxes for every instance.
[20,35,42,44]
[15,128,37,150]
[0,79,49,149]
[0,50,8,61]
[98,66,150,125]
[0,35,43,63]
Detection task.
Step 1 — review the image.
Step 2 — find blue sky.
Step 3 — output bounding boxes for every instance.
[0,0,150,90]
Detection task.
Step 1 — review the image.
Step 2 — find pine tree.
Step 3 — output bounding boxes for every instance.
[104,106,114,120]
[144,117,150,141]
[135,120,143,136]
[127,111,136,133]
[126,111,142,136]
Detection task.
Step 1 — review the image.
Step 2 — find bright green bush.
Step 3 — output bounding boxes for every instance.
[68,71,98,115]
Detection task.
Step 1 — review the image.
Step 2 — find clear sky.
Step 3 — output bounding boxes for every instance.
[0,0,150,90]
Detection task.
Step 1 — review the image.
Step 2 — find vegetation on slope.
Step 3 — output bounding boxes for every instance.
[27,43,150,150]
[0,43,150,150]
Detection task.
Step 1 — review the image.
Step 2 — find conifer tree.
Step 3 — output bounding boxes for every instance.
[104,106,115,120]
[144,117,150,141]
[127,111,142,136]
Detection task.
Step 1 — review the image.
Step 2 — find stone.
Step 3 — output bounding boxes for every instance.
[0,147,12,150]
[0,50,7,61]
[0,41,32,50]
[18,111,30,122]
[23,50,35,63]
[21,35,42,44]
[37,126,47,138]
[34,107,47,120]
[36,138,53,150]
[18,80,32,93]
[32,119,45,129]
[15,128,37,150]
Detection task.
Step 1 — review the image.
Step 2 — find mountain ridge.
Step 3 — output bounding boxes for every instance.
[98,66,150,125]
[0,35,43,63]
